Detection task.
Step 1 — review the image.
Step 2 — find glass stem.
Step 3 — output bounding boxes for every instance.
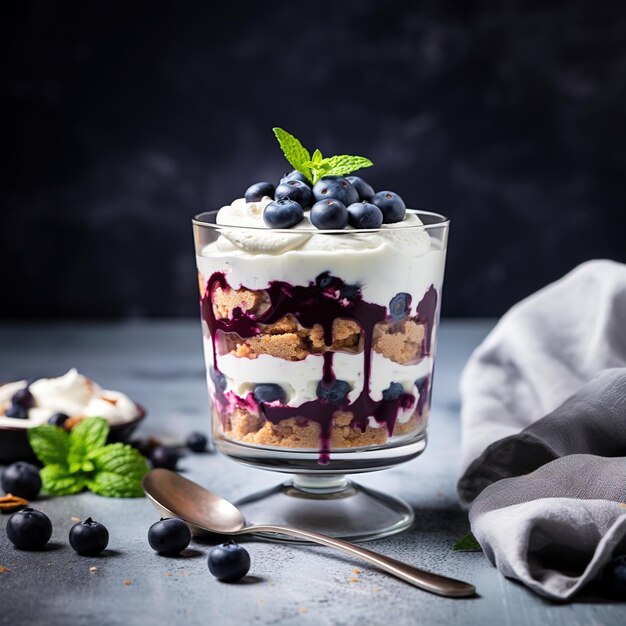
[291,474,348,494]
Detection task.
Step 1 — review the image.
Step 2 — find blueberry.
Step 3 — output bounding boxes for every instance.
[389,293,411,320]
[186,431,208,452]
[339,283,360,301]
[6,508,52,550]
[12,387,35,409]
[150,446,179,471]
[371,191,406,223]
[274,179,313,209]
[130,437,161,458]
[280,170,310,186]
[312,176,359,207]
[316,272,334,289]
[310,199,349,230]
[208,541,251,582]
[5,404,28,419]
[346,176,375,201]
[263,199,304,229]
[316,379,351,404]
[1,462,41,500]
[252,384,286,404]
[244,181,275,203]
[69,517,109,556]
[148,518,191,556]
[347,202,383,229]
[209,367,227,392]
[48,412,70,427]
[382,382,405,402]
[604,555,626,596]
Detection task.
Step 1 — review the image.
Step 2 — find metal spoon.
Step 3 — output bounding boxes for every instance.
[142,469,476,598]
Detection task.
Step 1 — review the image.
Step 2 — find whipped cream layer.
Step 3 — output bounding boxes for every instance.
[0,369,141,429]
[201,198,445,311]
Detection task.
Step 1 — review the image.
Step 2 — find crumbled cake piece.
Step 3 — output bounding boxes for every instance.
[198,272,206,299]
[218,316,363,361]
[212,286,270,319]
[373,318,426,364]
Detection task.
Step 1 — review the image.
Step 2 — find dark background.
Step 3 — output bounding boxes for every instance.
[1,1,624,319]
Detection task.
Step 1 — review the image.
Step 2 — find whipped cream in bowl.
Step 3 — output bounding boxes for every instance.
[0,368,144,430]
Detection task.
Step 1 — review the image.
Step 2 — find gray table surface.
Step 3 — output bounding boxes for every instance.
[0,320,623,626]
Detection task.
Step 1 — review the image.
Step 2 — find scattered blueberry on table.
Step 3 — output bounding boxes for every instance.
[1,461,42,500]
[69,517,109,556]
[150,446,179,470]
[148,518,191,556]
[208,541,251,582]
[6,508,52,550]
[186,431,208,453]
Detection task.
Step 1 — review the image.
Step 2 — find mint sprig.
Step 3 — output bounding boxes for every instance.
[273,127,373,184]
[452,530,482,552]
[28,417,148,498]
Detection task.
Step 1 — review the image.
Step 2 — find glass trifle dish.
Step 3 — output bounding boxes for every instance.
[193,129,449,541]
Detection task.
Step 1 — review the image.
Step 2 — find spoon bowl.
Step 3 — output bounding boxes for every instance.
[143,468,245,536]
[142,469,476,598]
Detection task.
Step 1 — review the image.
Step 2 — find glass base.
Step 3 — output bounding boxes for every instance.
[235,474,414,542]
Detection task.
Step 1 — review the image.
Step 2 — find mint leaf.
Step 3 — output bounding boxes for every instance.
[273,128,311,180]
[28,424,69,466]
[68,417,109,466]
[453,531,482,552]
[323,154,373,178]
[92,443,149,481]
[40,464,87,496]
[311,148,323,163]
[87,471,145,498]
[87,443,149,497]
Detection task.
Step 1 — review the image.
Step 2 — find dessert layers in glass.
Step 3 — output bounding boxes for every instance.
[196,205,445,462]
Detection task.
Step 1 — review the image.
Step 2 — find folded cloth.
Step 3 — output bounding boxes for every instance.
[459,260,626,480]
[457,260,626,600]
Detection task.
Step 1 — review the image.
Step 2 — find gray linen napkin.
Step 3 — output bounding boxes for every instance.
[457,260,626,600]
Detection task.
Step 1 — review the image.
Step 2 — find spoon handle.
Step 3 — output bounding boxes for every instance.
[242,524,476,598]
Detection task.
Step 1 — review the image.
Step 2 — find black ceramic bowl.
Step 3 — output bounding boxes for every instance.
[0,406,146,464]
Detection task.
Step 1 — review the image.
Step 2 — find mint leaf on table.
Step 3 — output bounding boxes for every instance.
[272,128,374,184]
[453,531,482,552]
[27,424,70,466]
[67,416,108,468]
[28,417,148,498]
[39,464,87,496]
[87,471,146,498]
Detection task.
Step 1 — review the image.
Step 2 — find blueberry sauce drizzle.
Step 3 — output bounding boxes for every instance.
[201,272,438,463]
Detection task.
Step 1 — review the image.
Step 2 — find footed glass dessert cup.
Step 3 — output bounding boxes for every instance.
[193,209,449,541]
